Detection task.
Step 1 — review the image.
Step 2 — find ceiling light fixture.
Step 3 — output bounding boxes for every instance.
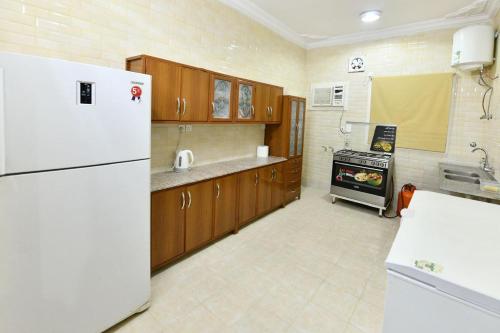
[360,10,381,23]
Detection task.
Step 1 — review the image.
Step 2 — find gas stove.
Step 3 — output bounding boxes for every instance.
[331,149,395,216]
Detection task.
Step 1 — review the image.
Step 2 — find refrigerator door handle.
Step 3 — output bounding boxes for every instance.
[0,68,5,176]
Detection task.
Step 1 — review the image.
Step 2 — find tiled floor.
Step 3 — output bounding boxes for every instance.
[109,187,399,333]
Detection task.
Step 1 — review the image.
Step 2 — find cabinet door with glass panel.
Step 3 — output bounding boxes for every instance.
[287,97,306,158]
[209,74,234,122]
[296,99,305,156]
[235,80,256,122]
[288,99,298,157]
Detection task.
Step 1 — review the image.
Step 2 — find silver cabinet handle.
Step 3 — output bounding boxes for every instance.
[182,98,186,115]
[176,97,180,114]
[266,106,270,118]
[187,190,192,208]
[251,105,255,117]
[212,101,215,113]
[181,192,185,210]
[216,183,221,199]
[255,173,258,185]
[270,107,273,117]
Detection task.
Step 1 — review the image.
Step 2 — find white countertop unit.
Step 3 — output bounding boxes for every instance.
[386,190,500,315]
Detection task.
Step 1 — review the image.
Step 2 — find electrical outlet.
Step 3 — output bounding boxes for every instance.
[345,123,352,133]
[185,125,192,132]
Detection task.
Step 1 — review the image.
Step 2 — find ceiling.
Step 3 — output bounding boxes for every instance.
[219,0,499,48]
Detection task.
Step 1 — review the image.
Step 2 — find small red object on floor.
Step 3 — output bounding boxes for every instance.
[397,184,416,217]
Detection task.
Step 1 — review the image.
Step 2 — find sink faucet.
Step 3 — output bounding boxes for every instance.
[470,142,495,175]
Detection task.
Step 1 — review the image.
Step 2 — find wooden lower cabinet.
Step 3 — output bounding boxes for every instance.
[151,187,185,270]
[151,162,287,272]
[185,180,214,252]
[238,169,258,226]
[257,166,273,215]
[284,157,302,204]
[239,162,285,227]
[270,163,285,209]
[214,174,237,237]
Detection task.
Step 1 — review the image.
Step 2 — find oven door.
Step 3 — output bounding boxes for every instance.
[331,161,388,197]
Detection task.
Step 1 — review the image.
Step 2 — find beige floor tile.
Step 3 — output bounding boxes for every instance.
[361,281,386,309]
[202,290,249,325]
[147,287,200,328]
[168,304,225,333]
[344,323,367,333]
[289,302,348,333]
[326,265,370,298]
[310,281,359,321]
[349,300,384,333]
[113,187,397,333]
[228,302,291,333]
[253,284,311,322]
[106,311,164,333]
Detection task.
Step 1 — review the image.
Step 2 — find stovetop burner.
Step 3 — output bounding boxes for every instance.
[335,149,391,160]
[333,149,394,168]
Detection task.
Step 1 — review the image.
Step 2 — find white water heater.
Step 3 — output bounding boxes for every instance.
[451,24,495,71]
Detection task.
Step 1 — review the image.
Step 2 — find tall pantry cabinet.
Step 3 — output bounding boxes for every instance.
[265,96,306,204]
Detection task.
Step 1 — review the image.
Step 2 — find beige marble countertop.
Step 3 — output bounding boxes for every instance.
[151,156,287,192]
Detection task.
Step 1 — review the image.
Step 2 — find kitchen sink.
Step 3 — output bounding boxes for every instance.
[439,162,499,200]
[444,174,480,184]
[443,169,480,178]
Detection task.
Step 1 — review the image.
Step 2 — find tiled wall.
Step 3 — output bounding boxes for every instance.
[304,29,499,196]
[0,0,306,172]
[1,0,497,188]
[151,123,265,173]
[489,14,500,177]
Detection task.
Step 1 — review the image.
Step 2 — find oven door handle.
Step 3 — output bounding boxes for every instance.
[334,161,384,172]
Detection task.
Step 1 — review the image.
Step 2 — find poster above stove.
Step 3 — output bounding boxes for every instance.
[370,125,397,154]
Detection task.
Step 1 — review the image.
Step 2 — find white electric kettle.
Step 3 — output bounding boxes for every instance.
[174,149,194,172]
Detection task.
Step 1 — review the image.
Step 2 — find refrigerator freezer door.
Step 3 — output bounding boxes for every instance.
[386,190,500,316]
[0,160,150,333]
[0,53,151,175]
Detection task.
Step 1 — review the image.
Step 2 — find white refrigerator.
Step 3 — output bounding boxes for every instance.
[0,53,151,333]
[384,191,500,333]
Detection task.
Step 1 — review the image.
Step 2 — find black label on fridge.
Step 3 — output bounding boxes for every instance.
[370,125,397,153]
[80,82,93,104]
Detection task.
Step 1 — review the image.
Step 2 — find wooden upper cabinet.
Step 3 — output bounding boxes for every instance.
[238,169,258,226]
[254,83,270,122]
[126,55,283,124]
[185,180,214,252]
[254,83,283,123]
[296,99,306,156]
[269,86,283,123]
[236,80,256,121]
[180,67,209,122]
[257,165,273,215]
[145,57,181,121]
[150,187,186,269]
[289,99,298,158]
[209,74,234,122]
[214,174,237,237]
[264,96,306,159]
